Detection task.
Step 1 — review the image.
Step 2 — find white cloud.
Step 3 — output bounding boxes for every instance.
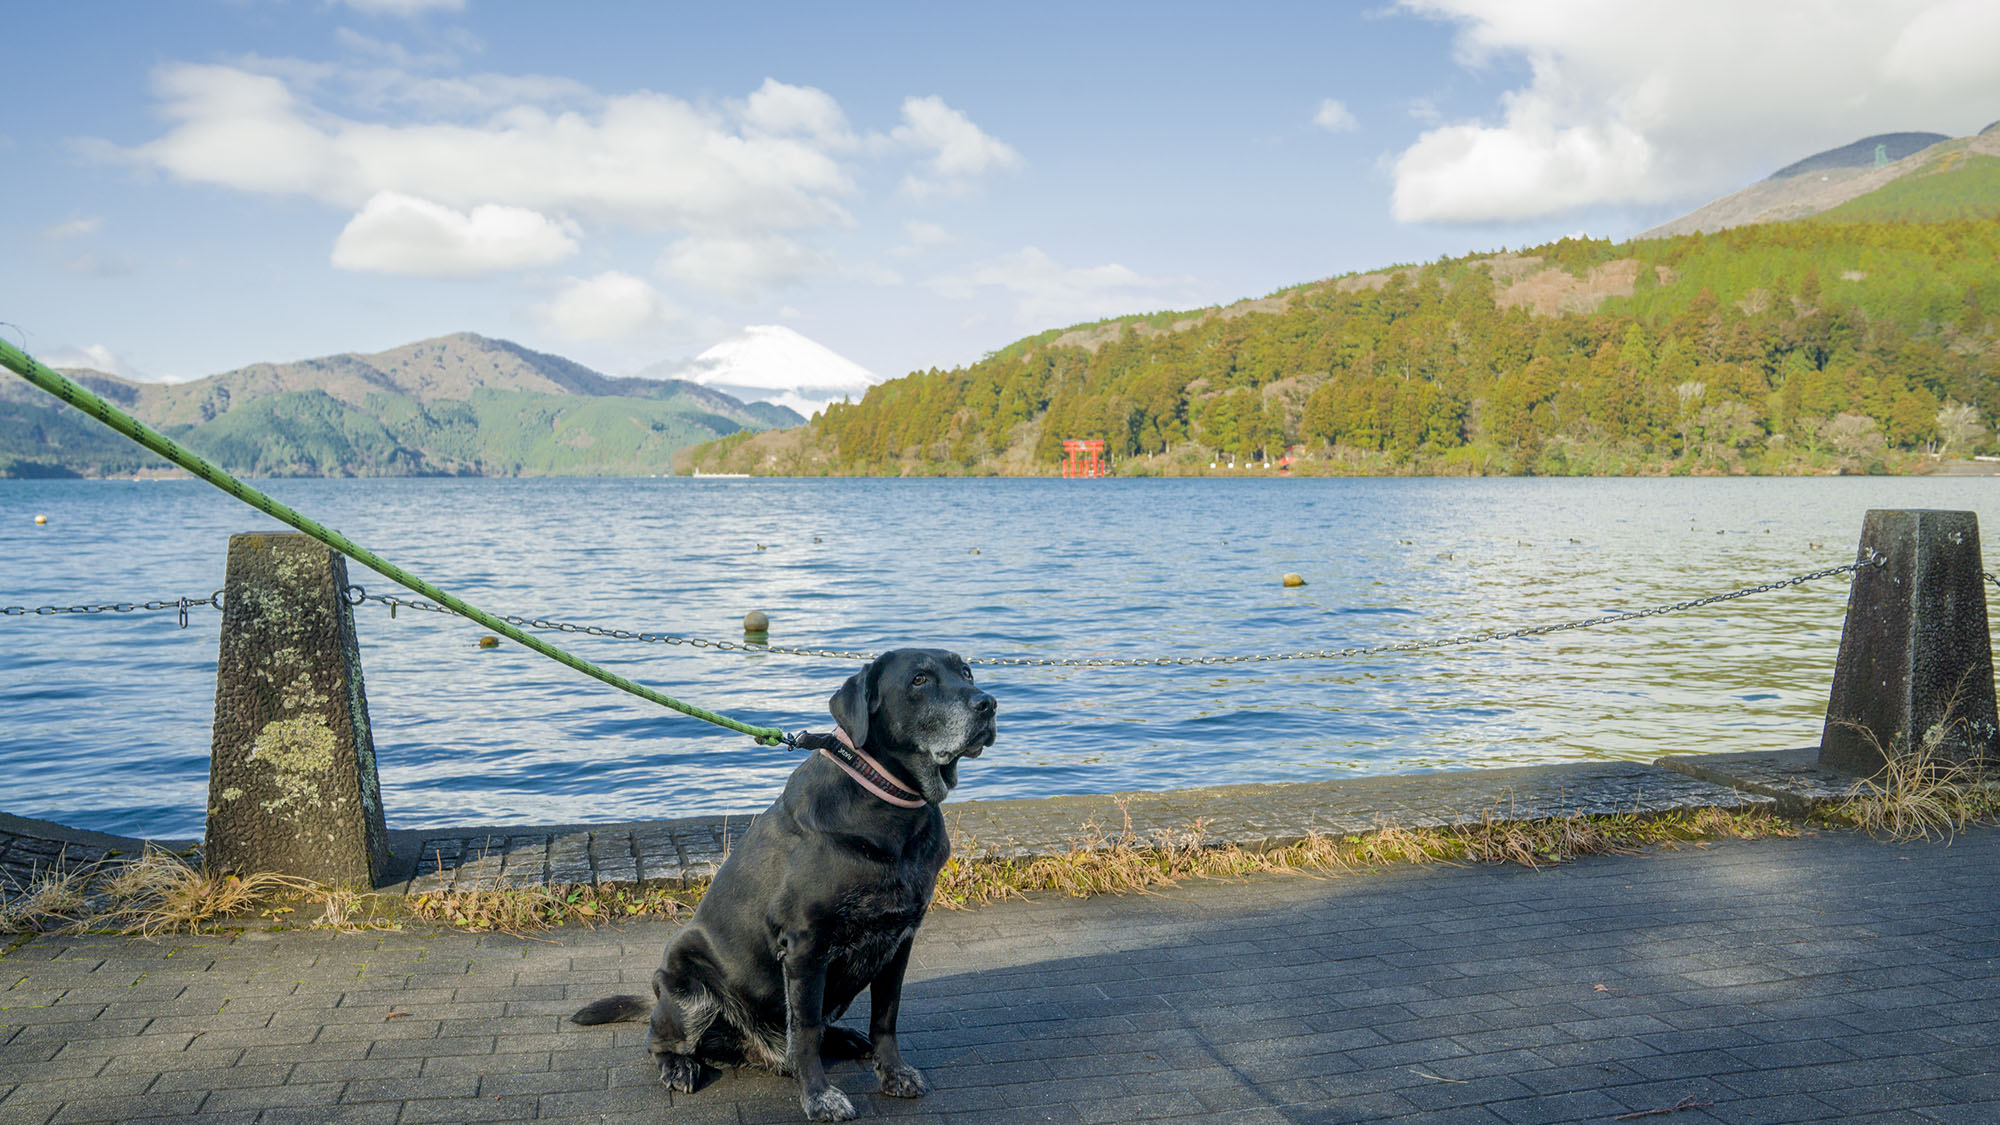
[741,78,854,146]
[534,272,683,342]
[331,191,577,277]
[333,28,457,70]
[107,60,1025,297]
[1882,0,2000,94]
[928,247,1193,327]
[1390,0,2000,223]
[42,344,132,375]
[845,261,904,286]
[1313,98,1359,132]
[656,234,828,301]
[39,343,187,381]
[892,95,1021,197]
[893,219,955,255]
[123,63,855,233]
[41,217,102,240]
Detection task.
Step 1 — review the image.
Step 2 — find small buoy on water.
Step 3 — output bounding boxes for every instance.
[969,548,980,555]
[477,635,500,648]
[813,536,822,543]
[744,610,770,637]
[756,543,767,551]
[34,514,48,525]
[1282,573,1306,588]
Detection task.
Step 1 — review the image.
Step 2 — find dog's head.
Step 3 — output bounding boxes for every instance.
[829,648,997,806]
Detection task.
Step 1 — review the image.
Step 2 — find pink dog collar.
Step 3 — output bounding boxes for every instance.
[819,727,928,808]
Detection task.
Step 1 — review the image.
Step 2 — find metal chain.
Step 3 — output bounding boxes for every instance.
[3,555,1882,659]
[1,591,223,628]
[343,588,880,661]
[347,552,1885,667]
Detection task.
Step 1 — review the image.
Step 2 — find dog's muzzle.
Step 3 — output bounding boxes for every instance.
[933,691,998,764]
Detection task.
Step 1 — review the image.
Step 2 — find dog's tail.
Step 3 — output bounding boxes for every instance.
[569,995,650,1025]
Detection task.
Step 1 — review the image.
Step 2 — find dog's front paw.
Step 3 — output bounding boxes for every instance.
[657,1053,703,1093]
[801,1085,857,1121]
[876,1061,931,1098]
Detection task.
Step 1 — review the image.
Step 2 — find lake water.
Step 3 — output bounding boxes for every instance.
[3,475,1996,839]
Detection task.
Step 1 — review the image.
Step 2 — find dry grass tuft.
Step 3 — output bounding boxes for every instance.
[1826,716,2000,841]
[0,850,104,933]
[0,846,702,937]
[93,847,323,937]
[933,800,1791,910]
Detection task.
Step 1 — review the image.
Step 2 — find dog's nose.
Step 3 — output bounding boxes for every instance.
[974,692,996,717]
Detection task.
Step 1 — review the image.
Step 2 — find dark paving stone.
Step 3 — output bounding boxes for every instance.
[5,777,1999,1124]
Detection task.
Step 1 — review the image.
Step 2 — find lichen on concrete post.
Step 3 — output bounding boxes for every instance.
[206,533,390,885]
[1819,509,1999,775]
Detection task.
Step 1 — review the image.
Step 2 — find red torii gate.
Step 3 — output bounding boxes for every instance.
[1060,439,1108,478]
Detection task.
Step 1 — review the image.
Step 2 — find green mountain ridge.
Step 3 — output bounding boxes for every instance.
[682,153,2000,479]
[0,333,802,478]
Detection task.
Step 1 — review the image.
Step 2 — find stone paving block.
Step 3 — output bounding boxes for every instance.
[46,1091,209,1123]
[536,1084,682,1118]
[476,1070,605,1097]
[200,1079,347,1112]
[252,1105,403,1124]
[402,1093,540,1122]
[340,1073,478,1103]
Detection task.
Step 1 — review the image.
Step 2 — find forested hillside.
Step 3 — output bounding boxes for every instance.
[684,216,2000,477]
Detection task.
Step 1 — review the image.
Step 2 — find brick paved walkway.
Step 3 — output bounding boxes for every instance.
[4,825,1996,1124]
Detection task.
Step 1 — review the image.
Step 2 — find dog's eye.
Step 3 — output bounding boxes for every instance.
[912,674,929,687]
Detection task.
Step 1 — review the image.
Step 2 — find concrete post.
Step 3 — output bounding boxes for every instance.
[206,533,390,885]
[1819,509,1999,775]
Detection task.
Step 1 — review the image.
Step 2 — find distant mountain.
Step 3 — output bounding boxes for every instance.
[0,333,802,478]
[639,325,881,418]
[1766,132,1950,179]
[1641,126,2000,238]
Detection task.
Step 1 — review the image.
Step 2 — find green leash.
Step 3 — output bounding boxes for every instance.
[0,336,789,746]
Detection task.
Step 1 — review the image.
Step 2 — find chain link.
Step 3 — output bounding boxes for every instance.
[345,553,1885,667]
[344,588,881,661]
[4,556,1882,659]
[1,591,223,628]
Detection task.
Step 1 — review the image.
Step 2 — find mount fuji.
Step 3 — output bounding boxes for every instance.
[644,325,882,419]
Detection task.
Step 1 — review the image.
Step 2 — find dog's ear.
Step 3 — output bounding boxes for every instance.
[828,660,876,745]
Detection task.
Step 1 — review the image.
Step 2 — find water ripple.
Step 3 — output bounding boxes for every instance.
[2,475,1994,837]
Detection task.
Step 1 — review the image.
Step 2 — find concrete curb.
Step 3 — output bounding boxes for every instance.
[3,752,1838,896]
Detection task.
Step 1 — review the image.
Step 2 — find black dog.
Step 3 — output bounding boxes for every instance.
[570,648,996,1121]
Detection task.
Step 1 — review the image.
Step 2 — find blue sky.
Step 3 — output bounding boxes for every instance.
[5,0,1998,386]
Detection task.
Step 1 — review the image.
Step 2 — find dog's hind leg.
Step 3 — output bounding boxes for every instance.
[646,964,722,1093]
[818,1026,872,1060]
